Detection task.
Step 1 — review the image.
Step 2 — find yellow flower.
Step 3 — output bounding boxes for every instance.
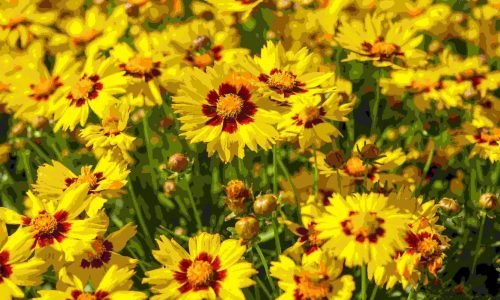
[204,0,263,21]
[3,44,81,122]
[0,184,107,262]
[173,62,279,162]
[0,0,57,48]
[143,232,257,299]
[110,31,172,106]
[278,93,354,149]
[80,101,136,164]
[66,223,138,288]
[270,253,355,300]
[317,192,411,267]
[51,5,128,55]
[455,123,500,162]
[35,265,147,300]
[238,41,333,103]
[53,55,128,131]
[0,224,47,300]
[33,151,130,207]
[336,14,426,68]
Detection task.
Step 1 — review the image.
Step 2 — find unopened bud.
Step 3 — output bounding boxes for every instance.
[192,35,211,51]
[325,150,344,168]
[479,193,497,211]
[225,180,251,214]
[31,116,48,130]
[125,3,139,17]
[253,194,277,216]
[131,109,145,124]
[10,122,26,137]
[163,180,176,196]
[428,40,442,54]
[235,216,259,240]
[438,197,461,213]
[168,153,189,172]
[361,144,380,160]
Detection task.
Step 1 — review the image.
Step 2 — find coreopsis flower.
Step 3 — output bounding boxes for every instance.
[32,152,129,212]
[172,63,279,162]
[204,0,263,21]
[238,41,334,103]
[270,253,355,300]
[0,0,57,48]
[4,48,81,122]
[0,184,107,262]
[455,123,499,162]
[282,200,328,264]
[66,223,138,287]
[51,5,128,55]
[278,93,354,149]
[111,31,170,106]
[53,56,128,131]
[0,224,47,300]
[79,101,136,164]
[35,265,147,300]
[143,232,257,299]
[316,137,408,193]
[317,192,411,267]
[336,14,427,69]
[380,67,470,111]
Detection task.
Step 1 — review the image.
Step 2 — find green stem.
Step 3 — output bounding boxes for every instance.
[25,139,51,163]
[254,244,276,295]
[414,141,435,195]
[277,155,300,223]
[272,211,282,255]
[181,178,203,230]
[369,285,379,300]
[370,69,382,136]
[255,276,273,299]
[272,144,278,194]
[336,169,343,195]
[471,212,487,276]
[463,158,477,245]
[20,150,34,184]
[313,148,319,198]
[142,114,159,192]
[128,183,154,248]
[361,265,367,300]
[407,288,415,300]
[158,226,189,242]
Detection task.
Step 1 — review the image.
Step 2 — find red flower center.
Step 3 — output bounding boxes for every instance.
[29,76,63,101]
[66,74,103,107]
[71,290,109,300]
[292,106,326,128]
[81,239,113,269]
[0,251,12,283]
[202,83,257,133]
[361,37,404,61]
[259,68,307,98]
[119,57,161,82]
[340,211,385,243]
[296,222,325,255]
[24,210,71,248]
[473,127,499,146]
[174,252,227,295]
[65,167,105,194]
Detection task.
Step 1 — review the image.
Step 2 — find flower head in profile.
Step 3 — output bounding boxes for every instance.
[53,56,128,132]
[336,14,426,69]
[35,265,147,300]
[270,252,355,300]
[317,192,411,267]
[0,224,48,299]
[173,63,279,162]
[238,41,334,103]
[0,185,108,262]
[204,0,263,21]
[143,232,257,299]
[455,123,499,162]
[278,93,354,149]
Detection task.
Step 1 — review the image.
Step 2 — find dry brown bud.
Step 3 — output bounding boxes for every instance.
[438,197,461,214]
[361,144,380,160]
[479,193,497,211]
[253,194,277,216]
[168,153,189,172]
[325,150,344,168]
[163,180,177,196]
[225,180,251,214]
[235,216,259,240]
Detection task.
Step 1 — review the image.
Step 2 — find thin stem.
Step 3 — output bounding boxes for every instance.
[128,183,154,248]
[25,139,51,163]
[407,288,415,300]
[272,144,278,194]
[370,69,382,136]
[277,155,300,223]
[158,226,189,242]
[313,148,319,198]
[20,150,34,185]
[254,244,276,295]
[471,212,487,276]
[336,169,343,195]
[271,212,282,255]
[369,285,378,300]
[255,276,272,299]
[142,114,159,192]
[361,265,367,300]
[181,178,202,230]
[414,141,435,195]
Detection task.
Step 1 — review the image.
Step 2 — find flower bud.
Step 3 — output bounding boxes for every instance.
[225,180,251,214]
[0,143,11,164]
[428,40,442,54]
[168,153,189,172]
[253,194,277,216]
[361,144,380,160]
[163,180,177,196]
[31,116,48,130]
[192,35,211,52]
[325,150,344,168]
[235,216,259,240]
[479,193,497,211]
[10,122,26,137]
[125,3,139,17]
[438,197,461,213]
